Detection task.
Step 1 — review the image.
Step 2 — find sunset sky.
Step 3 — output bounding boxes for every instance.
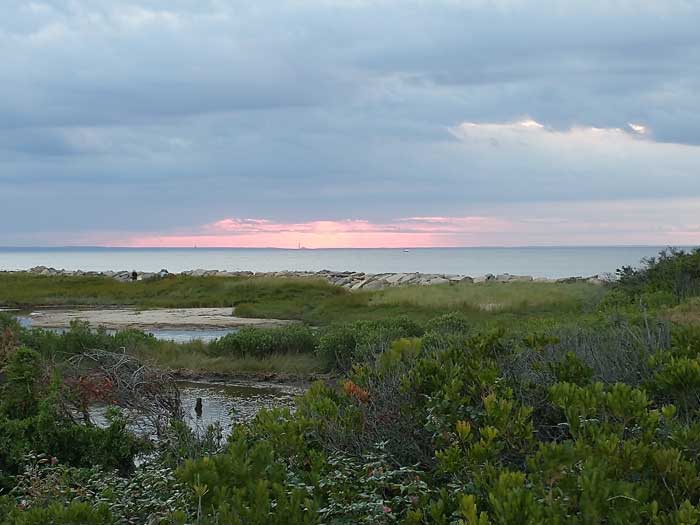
[2,1,699,248]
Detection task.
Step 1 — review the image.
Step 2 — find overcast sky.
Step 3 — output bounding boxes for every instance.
[1,0,699,247]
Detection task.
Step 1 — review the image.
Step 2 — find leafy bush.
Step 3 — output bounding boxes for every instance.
[615,247,700,303]
[3,453,190,524]
[0,500,113,525]
[316,316,423,371]
[0,348,145,491]
[17,321,158,360]
[208,325,316,357]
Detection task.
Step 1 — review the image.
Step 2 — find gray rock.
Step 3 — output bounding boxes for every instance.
[363,279,388,290]
[424,277,450,286]
[473,274,495,284]
[385,273,407,285]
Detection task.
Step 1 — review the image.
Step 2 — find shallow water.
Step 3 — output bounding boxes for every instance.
[179,380,301,429]
[16,314,238,342]
[90,379,302,437]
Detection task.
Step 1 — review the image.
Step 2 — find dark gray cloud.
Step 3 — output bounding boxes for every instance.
[1,0,699,244]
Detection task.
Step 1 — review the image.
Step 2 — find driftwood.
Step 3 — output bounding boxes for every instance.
[63,349,182,435]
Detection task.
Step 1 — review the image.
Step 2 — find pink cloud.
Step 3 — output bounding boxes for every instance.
[113,216,515,248]
[75,199,700,249]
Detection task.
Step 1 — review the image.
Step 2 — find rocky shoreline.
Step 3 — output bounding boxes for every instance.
[14,266,614,291]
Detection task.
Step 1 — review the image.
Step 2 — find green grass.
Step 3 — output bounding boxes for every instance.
[0,273,607,326]
[239,280,607,325]
[0,273,344,309]
[126,341,324,376]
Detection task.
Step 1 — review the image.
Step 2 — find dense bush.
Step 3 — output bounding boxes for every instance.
[316,316,423,371]
[17,321,158,360]
[8,300,700,523]
[615,247,700,303]
[168,317,700,523]
[0,347,145,492]
[208,324,317,357]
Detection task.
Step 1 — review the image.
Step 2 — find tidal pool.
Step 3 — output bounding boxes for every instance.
[16,314,239,342]
[89,379,303,438]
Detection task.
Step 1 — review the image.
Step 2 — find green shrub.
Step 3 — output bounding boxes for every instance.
[0,348,145,490]
[177,437,318,524]
[615,247,700,303]
[316,316,423,371]
[18,321,159,360]
[208,325,316,357]
[0,501,113,525]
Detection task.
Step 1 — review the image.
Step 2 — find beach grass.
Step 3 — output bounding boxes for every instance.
[0,273,607,325]
[0,273,343,308]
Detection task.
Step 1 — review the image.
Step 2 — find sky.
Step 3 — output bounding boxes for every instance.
[1,0,699,248]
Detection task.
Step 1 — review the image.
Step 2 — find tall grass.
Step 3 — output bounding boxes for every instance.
[0,274,344,309]
[129,342,323,375]
[0,273,607,326]
[368,281,604,313]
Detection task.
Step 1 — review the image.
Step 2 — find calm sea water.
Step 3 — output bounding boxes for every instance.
[0,246,686,278]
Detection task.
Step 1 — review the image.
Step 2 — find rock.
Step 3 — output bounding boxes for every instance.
[362,279,388,290]
[424,277,450,286]
[350,280,367,291]
[474,274,495,284]
[556,276,583,284]
[460,276,474,283]
[385,273,407,285]
[113,271,131,282]
[191,269,207,277]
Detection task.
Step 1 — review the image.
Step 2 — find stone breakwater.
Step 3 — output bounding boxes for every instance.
[20,266,613,291]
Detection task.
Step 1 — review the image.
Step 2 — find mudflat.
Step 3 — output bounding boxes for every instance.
[27,307,294,330]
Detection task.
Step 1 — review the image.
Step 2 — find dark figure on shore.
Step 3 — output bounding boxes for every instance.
[195,397,203,418]
[131,270,138,281]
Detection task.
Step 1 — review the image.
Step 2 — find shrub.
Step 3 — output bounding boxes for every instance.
[0,501,113,525]
[0,348,145,491]
[316,317,423,371]
[615,247,700,302]
[208,325,316,357]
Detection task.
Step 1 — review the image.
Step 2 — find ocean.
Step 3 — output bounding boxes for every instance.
[0,246,685,278]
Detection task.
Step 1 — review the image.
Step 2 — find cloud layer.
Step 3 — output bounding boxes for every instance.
[1,1,699,246]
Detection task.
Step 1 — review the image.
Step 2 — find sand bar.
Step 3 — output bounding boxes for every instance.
[27,307,293,330]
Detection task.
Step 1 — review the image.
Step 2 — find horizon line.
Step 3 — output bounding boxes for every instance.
[0,244,690,250]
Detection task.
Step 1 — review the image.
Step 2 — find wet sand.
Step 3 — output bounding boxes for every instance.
[27,307,294,330]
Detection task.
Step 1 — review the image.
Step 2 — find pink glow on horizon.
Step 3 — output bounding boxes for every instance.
[110,216,515,248]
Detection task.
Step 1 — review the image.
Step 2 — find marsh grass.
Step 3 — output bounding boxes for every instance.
[128,342,323,375]
[368,280,604,312]
[0,273,607,325]
[0,273,343,309]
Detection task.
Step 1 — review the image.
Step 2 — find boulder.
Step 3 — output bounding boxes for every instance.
[556,276,583,284]
[363,279,388,290]
[385,273,407,285]
[474,274,495,284]
[425,277,450,286]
